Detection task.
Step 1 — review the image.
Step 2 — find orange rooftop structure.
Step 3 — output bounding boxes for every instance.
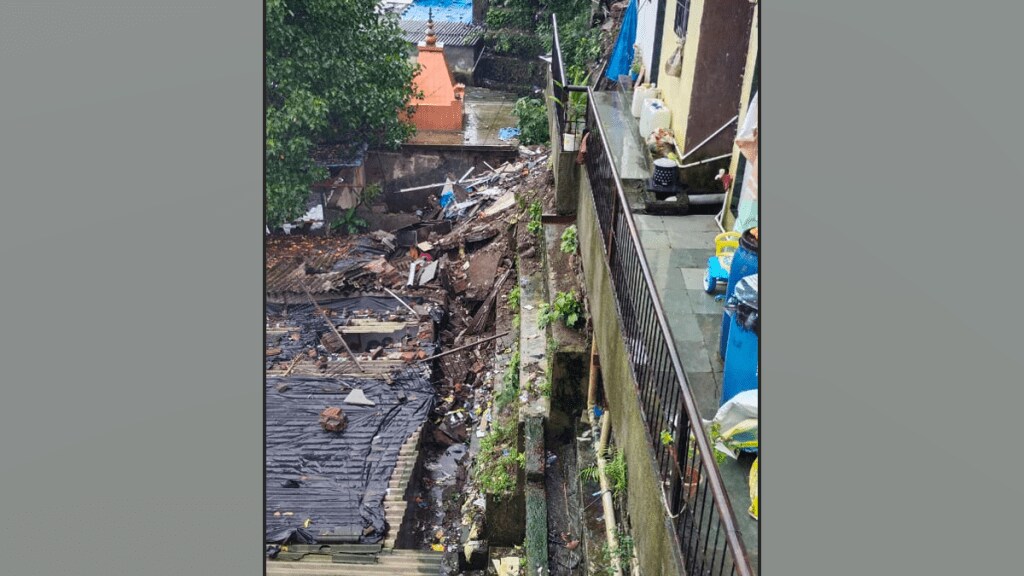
[408,14,465,133]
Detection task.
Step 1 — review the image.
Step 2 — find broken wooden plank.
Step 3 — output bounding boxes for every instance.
[467,268,513,335]
[282,354,304,377]
[301,286,364,372]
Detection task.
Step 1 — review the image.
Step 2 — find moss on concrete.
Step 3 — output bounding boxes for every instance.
[525,482,549,576]
[576,173,687,576]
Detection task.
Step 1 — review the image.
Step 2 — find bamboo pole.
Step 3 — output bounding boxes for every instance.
[596,411,623,576]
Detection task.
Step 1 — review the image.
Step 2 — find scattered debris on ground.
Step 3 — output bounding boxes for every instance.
[267,144,562,573]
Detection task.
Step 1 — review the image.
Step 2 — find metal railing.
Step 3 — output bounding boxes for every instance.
[550,17,754,576]
[551,14,567,136]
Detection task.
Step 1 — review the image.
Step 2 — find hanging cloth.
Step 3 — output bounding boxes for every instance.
[605,0,639,83]
[733,92,759,232]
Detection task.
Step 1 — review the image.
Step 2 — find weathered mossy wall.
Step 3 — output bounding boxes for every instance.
[546,71,579,215]
[575,172,686,576]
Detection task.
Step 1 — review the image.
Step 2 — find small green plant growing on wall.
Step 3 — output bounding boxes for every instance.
[596,527,635,576]
[538,291,584,329]
[495,344,521,409]
[660,429,675,446]
[527,201,543,236]
[611,529,635,571]
[331,206,368,234]
[579,465,599,484]
[605,448,628,497]
[534,375,551,398]
[537,302,553,329]
[507,285,522,310]
[560,225,578,254]
[474,422,524,499]
[553,291,583,328]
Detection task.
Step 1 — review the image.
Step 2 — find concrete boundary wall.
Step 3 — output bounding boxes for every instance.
[575,171,687,576]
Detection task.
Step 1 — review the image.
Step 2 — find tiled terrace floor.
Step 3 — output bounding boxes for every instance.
[635,212,760,574]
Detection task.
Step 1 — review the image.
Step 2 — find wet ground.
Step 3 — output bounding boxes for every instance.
[403,437,472,576]
[407,88,520,148]
[591,90,650,181]
[545,440,585,576]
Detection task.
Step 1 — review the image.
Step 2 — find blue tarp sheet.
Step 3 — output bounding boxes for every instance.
[403,0,473,23]
[606,0,639,83]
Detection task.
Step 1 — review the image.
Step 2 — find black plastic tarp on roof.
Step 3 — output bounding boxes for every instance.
[265,371,435,544]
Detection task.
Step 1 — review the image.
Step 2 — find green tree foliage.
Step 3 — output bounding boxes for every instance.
[513,97,549,146]
[265,0,418,227]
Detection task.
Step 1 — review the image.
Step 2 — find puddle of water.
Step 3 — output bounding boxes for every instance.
[410,441,470,556]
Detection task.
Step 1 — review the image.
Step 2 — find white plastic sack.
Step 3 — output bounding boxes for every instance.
[704,389,758,459]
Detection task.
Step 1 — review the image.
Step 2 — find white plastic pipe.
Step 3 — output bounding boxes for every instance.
[678,115,739,164]
[596,412,623,576]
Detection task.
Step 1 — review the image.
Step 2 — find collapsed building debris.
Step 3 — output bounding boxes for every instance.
[266,145,554,566]
[319,406,348,432]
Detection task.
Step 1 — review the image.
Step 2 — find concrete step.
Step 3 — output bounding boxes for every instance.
[267,550,443,576]
[267,566,441,576]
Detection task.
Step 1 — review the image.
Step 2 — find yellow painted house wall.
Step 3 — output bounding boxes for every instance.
[656,0,706,150]
[723,4,759,231]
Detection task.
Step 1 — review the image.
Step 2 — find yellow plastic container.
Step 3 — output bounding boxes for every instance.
[748,457,759,521]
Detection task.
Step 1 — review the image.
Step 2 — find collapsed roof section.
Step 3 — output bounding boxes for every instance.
[265,296,441,545]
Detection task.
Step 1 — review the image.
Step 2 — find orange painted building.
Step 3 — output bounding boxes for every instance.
[407,17,465,133]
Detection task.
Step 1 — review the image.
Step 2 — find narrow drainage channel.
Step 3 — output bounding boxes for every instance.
[545,429,585,576]
[396,420,479,575]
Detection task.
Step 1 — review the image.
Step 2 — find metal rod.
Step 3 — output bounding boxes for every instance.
[587,338,599,417]
[382,287,418,316]
[679,116,739,163]
[398,181,447,193]
[457,166,474,183]
[417,331,510,363]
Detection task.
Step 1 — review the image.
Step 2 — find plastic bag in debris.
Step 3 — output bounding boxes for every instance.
[704,389,758,459]
[265,526,317,545]
[724,274,759,334]
[498,127,520,141]
[428,305,446,325]
[440,180,455,209]
[444,200,478,220]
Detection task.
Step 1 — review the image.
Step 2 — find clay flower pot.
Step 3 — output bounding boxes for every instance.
[683,466,701,500]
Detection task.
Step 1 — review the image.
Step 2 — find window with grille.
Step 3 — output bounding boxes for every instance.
[674,0,692,39]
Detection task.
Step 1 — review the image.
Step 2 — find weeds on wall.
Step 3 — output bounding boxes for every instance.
[539,290,584,329]
[474,421,524,499]
[560,224,578,254]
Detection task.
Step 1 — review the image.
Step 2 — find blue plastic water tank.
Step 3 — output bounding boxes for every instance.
[719,229,758,359]
[721,314,759,406]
